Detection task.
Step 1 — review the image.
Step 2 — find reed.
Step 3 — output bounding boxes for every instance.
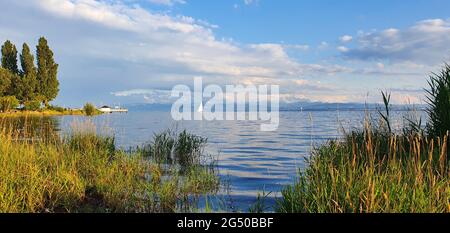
[0,118,219,213]
[426,63,450,138]
[277,115,450,213]
[140,129,210,171]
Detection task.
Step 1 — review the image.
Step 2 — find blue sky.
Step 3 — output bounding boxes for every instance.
[178,0,450,44]
[1,0,449,106]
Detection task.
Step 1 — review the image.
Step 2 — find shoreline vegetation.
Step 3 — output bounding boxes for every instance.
[276,118,450,213]
[0,102,104,117]
[275,65,450,213]
[0,109,84,117]
[0,119,219,213]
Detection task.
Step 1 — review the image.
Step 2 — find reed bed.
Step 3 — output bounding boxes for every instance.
[277,121,450,213]
[139,129,213,173]
[0,117,219,213]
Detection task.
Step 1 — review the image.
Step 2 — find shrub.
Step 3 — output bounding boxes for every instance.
[0,96,19,112]
[83,103,97,116]
[23,100,42,111]
[47,104,65,112]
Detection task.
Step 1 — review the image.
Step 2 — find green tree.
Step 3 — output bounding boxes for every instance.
[0,96,19,112]
[7,73,24,100]
[19,43,38,102]
[1,40,19,74]
[36,37,59,106]
[1,41,21,100]
[23,100,42,111]
[0,68,12,96]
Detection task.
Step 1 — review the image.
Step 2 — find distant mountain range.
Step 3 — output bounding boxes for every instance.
[124,102,427,112]
[124,103,173,112]
[280,102,426,112]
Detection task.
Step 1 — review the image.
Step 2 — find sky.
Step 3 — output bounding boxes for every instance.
[0,0,450,107]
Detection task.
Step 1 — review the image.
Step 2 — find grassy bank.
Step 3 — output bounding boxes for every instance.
[0,102,107,117]
[276,123,449,213]
[0,119,218,213]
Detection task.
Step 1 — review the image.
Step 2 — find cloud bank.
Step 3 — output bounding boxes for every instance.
[342,19,450,65]
[0,0,349,105]
[0,1,446,105]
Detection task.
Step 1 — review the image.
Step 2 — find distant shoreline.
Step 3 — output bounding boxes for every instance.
[0,109,85,117]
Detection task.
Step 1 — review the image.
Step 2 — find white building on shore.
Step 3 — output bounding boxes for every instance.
[98,105,128,113]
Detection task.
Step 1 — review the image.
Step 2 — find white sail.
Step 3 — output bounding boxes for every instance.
[197,102,203,112]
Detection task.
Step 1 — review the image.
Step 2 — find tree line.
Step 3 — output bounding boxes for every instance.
[0,37,59,111]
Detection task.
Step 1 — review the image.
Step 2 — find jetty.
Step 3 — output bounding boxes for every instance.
[98,105,128,113]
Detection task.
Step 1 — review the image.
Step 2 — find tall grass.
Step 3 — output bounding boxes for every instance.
[277,95,450,213]
[140,129,210,171]
[426,63,450,138]
[0,118,219,213]
[277,125,449,213]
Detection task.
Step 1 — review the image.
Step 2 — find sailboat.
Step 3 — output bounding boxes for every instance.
[197,102,204,113]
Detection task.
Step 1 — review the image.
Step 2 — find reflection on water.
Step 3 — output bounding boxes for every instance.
[0,116,60,141]
[2,110,426,211]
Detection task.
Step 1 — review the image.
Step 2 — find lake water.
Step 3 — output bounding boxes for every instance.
[9,110,425,211]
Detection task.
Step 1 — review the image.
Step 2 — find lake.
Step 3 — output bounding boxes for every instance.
[5,109,425,211]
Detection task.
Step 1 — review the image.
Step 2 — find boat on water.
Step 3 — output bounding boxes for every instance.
[98,105,128,113]
[197,102,203,113]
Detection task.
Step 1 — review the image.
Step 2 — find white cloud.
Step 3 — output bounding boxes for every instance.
[112,88,174,103]
[235,0,259,9]
[284,44,310,51]
[339,35,353,43]
[376,62,385,69]
[337,46,349,52]
[318,41,329,50]
[148,0,186,6]
[342,19,450,64]
[244,0,258,5]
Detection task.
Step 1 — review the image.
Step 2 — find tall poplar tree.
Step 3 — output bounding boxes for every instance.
[36,37,59,106]
[1,40,19,74]
[1,40,21,98]
[20,43,38,102]
[0,68,12,96]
